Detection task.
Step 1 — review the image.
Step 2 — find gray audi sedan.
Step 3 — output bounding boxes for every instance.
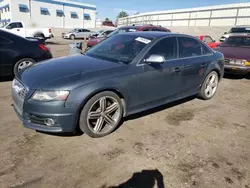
[12,32,224,138]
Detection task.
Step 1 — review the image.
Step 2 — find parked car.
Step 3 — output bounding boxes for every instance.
[0,21,53,41]
[197,35,221,49]
[89,29,115,39]
[87,24,171,49]
[219,26,250,42]
[102,21,115,27]
[214,35,250,75]
[12,32,224,138]
[0,30,52,76]
[62,28,95,40]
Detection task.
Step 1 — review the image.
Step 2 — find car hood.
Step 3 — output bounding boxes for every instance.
[214,46,250,60]
[17,55,125,89]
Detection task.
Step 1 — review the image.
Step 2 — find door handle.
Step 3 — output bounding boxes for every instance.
[17,29,20,31]
[173,67,181,73]
[201,63,207,67]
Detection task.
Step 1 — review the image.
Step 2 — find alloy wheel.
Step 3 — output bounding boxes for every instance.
[87,96,120,134]
[204,72,218,98]
[17,61,33,72]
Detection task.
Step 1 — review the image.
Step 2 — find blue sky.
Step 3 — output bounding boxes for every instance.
[74,0,250,21]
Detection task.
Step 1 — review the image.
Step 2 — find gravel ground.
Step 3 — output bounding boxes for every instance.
[0,39,249,188]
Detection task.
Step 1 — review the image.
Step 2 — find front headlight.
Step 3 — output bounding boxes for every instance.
[32,91,70,101]
[245,61,250,66]
[231,60,245,65]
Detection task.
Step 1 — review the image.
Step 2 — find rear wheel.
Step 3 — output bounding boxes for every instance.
[14,58,35,75]
[198,71,219,100]
[79,91,123,138]
[34,33,45,41]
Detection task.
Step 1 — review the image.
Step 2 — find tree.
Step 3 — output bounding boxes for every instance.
[105,17,110,21]
[117,11,129,18]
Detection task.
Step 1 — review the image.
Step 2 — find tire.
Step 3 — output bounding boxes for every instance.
[198,71,219,100]
[79,91,123,138]
[34,33,45,41]
[70,34,75,40]
[13,58,35,75]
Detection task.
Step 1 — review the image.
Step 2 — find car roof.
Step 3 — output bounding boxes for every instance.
[118,31,194,39]
[231,26,250,28]
[229,34,250,38]
[120,25,163,29]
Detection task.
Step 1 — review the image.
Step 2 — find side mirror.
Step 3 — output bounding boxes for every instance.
[224,32,227,34]
[213,40,216,42]
[144,54,165,64]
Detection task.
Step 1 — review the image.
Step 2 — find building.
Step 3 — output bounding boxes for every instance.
[0,0,96,28]
[117,3,250,27]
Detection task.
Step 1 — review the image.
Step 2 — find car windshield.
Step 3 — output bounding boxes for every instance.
[228,28,250,34]
[70,29,78,33]
[85,34,153,64]
[222,36,250,47]
[107,27,138,38]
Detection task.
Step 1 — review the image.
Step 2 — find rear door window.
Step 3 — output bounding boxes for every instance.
[16,22,23,28]
[201,43,212,55]
[83,29,90,32]
[178,37,202,58]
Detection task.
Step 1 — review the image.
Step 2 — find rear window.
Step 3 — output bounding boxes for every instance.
[223,36,250,47]
[228,27,250,34]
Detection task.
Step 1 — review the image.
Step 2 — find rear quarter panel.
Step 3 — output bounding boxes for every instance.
[204,51,224,80]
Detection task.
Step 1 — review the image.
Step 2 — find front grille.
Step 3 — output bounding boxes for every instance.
[12,79,28,100]
[224,58,231,64]
[12,79,29,116]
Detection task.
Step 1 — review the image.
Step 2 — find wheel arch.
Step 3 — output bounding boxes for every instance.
[77,87,127,117]
[73,87,127,132]
[34,32,45,37]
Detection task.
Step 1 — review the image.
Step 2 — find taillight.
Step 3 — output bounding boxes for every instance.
[49,28,51,33]
[39,44,49,51]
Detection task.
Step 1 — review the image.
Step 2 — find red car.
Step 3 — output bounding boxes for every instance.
[214,35,250,75]
[102,21,115,27]
[197,35,221,49]
[87,25,171,49]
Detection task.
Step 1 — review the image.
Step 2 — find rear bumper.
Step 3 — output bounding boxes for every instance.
[224,64,250,74]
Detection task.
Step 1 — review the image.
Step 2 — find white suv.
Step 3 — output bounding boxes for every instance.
[220,26,250,42]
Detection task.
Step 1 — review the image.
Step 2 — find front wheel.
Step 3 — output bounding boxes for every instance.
[79,91,123,138]
[198,71,219,100]
[70,34,75,40]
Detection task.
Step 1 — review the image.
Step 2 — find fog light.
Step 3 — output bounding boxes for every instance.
[44,118,55,127]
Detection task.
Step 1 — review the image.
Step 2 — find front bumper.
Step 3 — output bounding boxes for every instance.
[224,64,250,74]
[62,35,70,39]
[13,103,78,133]
[12,83,78,133]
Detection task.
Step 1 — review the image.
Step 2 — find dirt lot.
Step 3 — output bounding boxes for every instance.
[0,39,250,188]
